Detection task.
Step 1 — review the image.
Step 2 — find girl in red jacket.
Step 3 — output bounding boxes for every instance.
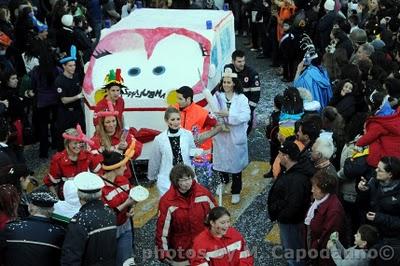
[191,206,254,266]
[43,125,102,198]
[356,91,400,167]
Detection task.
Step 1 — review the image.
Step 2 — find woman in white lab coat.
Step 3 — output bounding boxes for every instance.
[147,107,197,196]
[213,69,251,204]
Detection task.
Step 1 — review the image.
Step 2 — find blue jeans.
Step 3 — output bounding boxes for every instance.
[279,223,305,266]
[116,220,134,266]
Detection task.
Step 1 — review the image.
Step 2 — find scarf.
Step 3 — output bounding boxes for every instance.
[304,194,330,225]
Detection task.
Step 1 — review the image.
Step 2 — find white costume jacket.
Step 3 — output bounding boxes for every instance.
[147,128,196,196]
[213,92,250,173]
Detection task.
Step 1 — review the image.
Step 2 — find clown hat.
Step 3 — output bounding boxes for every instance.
[103,68,126,89]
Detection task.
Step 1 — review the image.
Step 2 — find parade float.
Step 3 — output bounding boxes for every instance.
[83,8,235,159]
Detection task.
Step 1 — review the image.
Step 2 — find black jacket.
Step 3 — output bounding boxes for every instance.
[329,94,356,124]
[224,64,261,110]
[359,178,400,239]
[0,216,66,266]
[267,158,314,224]
[61,199,117,266]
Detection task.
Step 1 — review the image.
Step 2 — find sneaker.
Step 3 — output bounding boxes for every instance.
[231,194,240,204]
[250,47,259,52]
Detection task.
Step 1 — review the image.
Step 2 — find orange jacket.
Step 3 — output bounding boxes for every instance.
[174,103,213,152]
[277,4,296,41]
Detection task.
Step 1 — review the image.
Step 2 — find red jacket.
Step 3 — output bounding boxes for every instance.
[94,97,125,126]
[155,181,216,262]
[356,108,400,167]
[190,227,254,266]
[43,150,103,198]
[101,175,131,225]
[91,131,143,179]
[309,194,345,265]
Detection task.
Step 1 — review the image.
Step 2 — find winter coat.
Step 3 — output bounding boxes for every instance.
[317,11,338,51]
[0,216,66,266]
[147,128,196,196]
[155,181,216,263]
[309,194,345,265]
[356,108,400,167]
[61,199,117,266]
[358,178,400,239]
[328,94,356,124]
[267,158,314,224]
[101,175,131,226]
[43,149,103,198]
[190,227,254,265]
[212,92,250,174]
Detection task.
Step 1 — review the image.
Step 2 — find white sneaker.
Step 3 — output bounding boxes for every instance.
[231,194,240,204]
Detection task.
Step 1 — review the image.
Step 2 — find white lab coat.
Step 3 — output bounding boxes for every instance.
[147,128,196,196]
[213,92,250,173]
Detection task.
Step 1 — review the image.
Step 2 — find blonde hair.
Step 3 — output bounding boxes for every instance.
[96,116,121,150]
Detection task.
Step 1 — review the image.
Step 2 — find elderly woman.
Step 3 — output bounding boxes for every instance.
[148,107,197,196]
[311,137,338,179]
[43,126,103,198]
[190,206,254,265]
[91,102,142,181]
[155,164,216,265]
[213,69,250,204]
[305,171,345,265]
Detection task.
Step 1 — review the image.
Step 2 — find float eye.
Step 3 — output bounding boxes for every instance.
[152,66,165,75]
[128,67,141,76]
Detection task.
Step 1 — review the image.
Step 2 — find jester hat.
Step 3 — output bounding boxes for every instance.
[103,68,126,89]
[59,45,77,64]
[94,100,119,119]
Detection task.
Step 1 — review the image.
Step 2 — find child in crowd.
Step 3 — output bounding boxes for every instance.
[327,224,379,266]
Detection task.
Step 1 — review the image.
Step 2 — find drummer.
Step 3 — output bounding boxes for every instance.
[100,150,137,266]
